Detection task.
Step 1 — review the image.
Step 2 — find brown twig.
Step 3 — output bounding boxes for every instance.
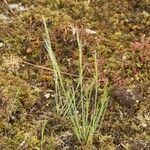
[22,60,88,78]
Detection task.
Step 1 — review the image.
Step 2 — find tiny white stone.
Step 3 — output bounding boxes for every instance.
[0,43,4,47]
[44,93,50,99]
[122,54,127,61]
[0,14,9,21]
[141,123,147,128]
[8,3,27,11]
[126,89,132,92]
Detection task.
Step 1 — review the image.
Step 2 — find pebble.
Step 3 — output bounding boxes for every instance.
[8,3,27,11]
[0,43,4,48]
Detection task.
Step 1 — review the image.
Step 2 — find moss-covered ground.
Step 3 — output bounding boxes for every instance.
[0,0,150,149]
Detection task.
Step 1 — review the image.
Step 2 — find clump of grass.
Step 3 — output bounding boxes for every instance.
[43,17,109,144]
[43,18,73,117]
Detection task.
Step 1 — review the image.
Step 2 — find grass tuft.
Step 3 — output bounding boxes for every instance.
[43,17,109,144]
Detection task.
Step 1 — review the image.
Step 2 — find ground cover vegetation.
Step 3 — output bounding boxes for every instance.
[0,0,150,149]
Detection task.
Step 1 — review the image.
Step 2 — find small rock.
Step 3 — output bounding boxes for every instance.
[0,43,4,48]
[111,85,142,109]
[0,14,10,21]
[44,93,50,99]
[140,123,147,128]
[122,54,127,61]
[8,3,27,11]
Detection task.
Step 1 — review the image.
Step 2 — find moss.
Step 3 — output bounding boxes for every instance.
[0,0,150,149]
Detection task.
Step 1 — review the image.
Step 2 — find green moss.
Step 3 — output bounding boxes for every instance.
[0,0,150,149]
